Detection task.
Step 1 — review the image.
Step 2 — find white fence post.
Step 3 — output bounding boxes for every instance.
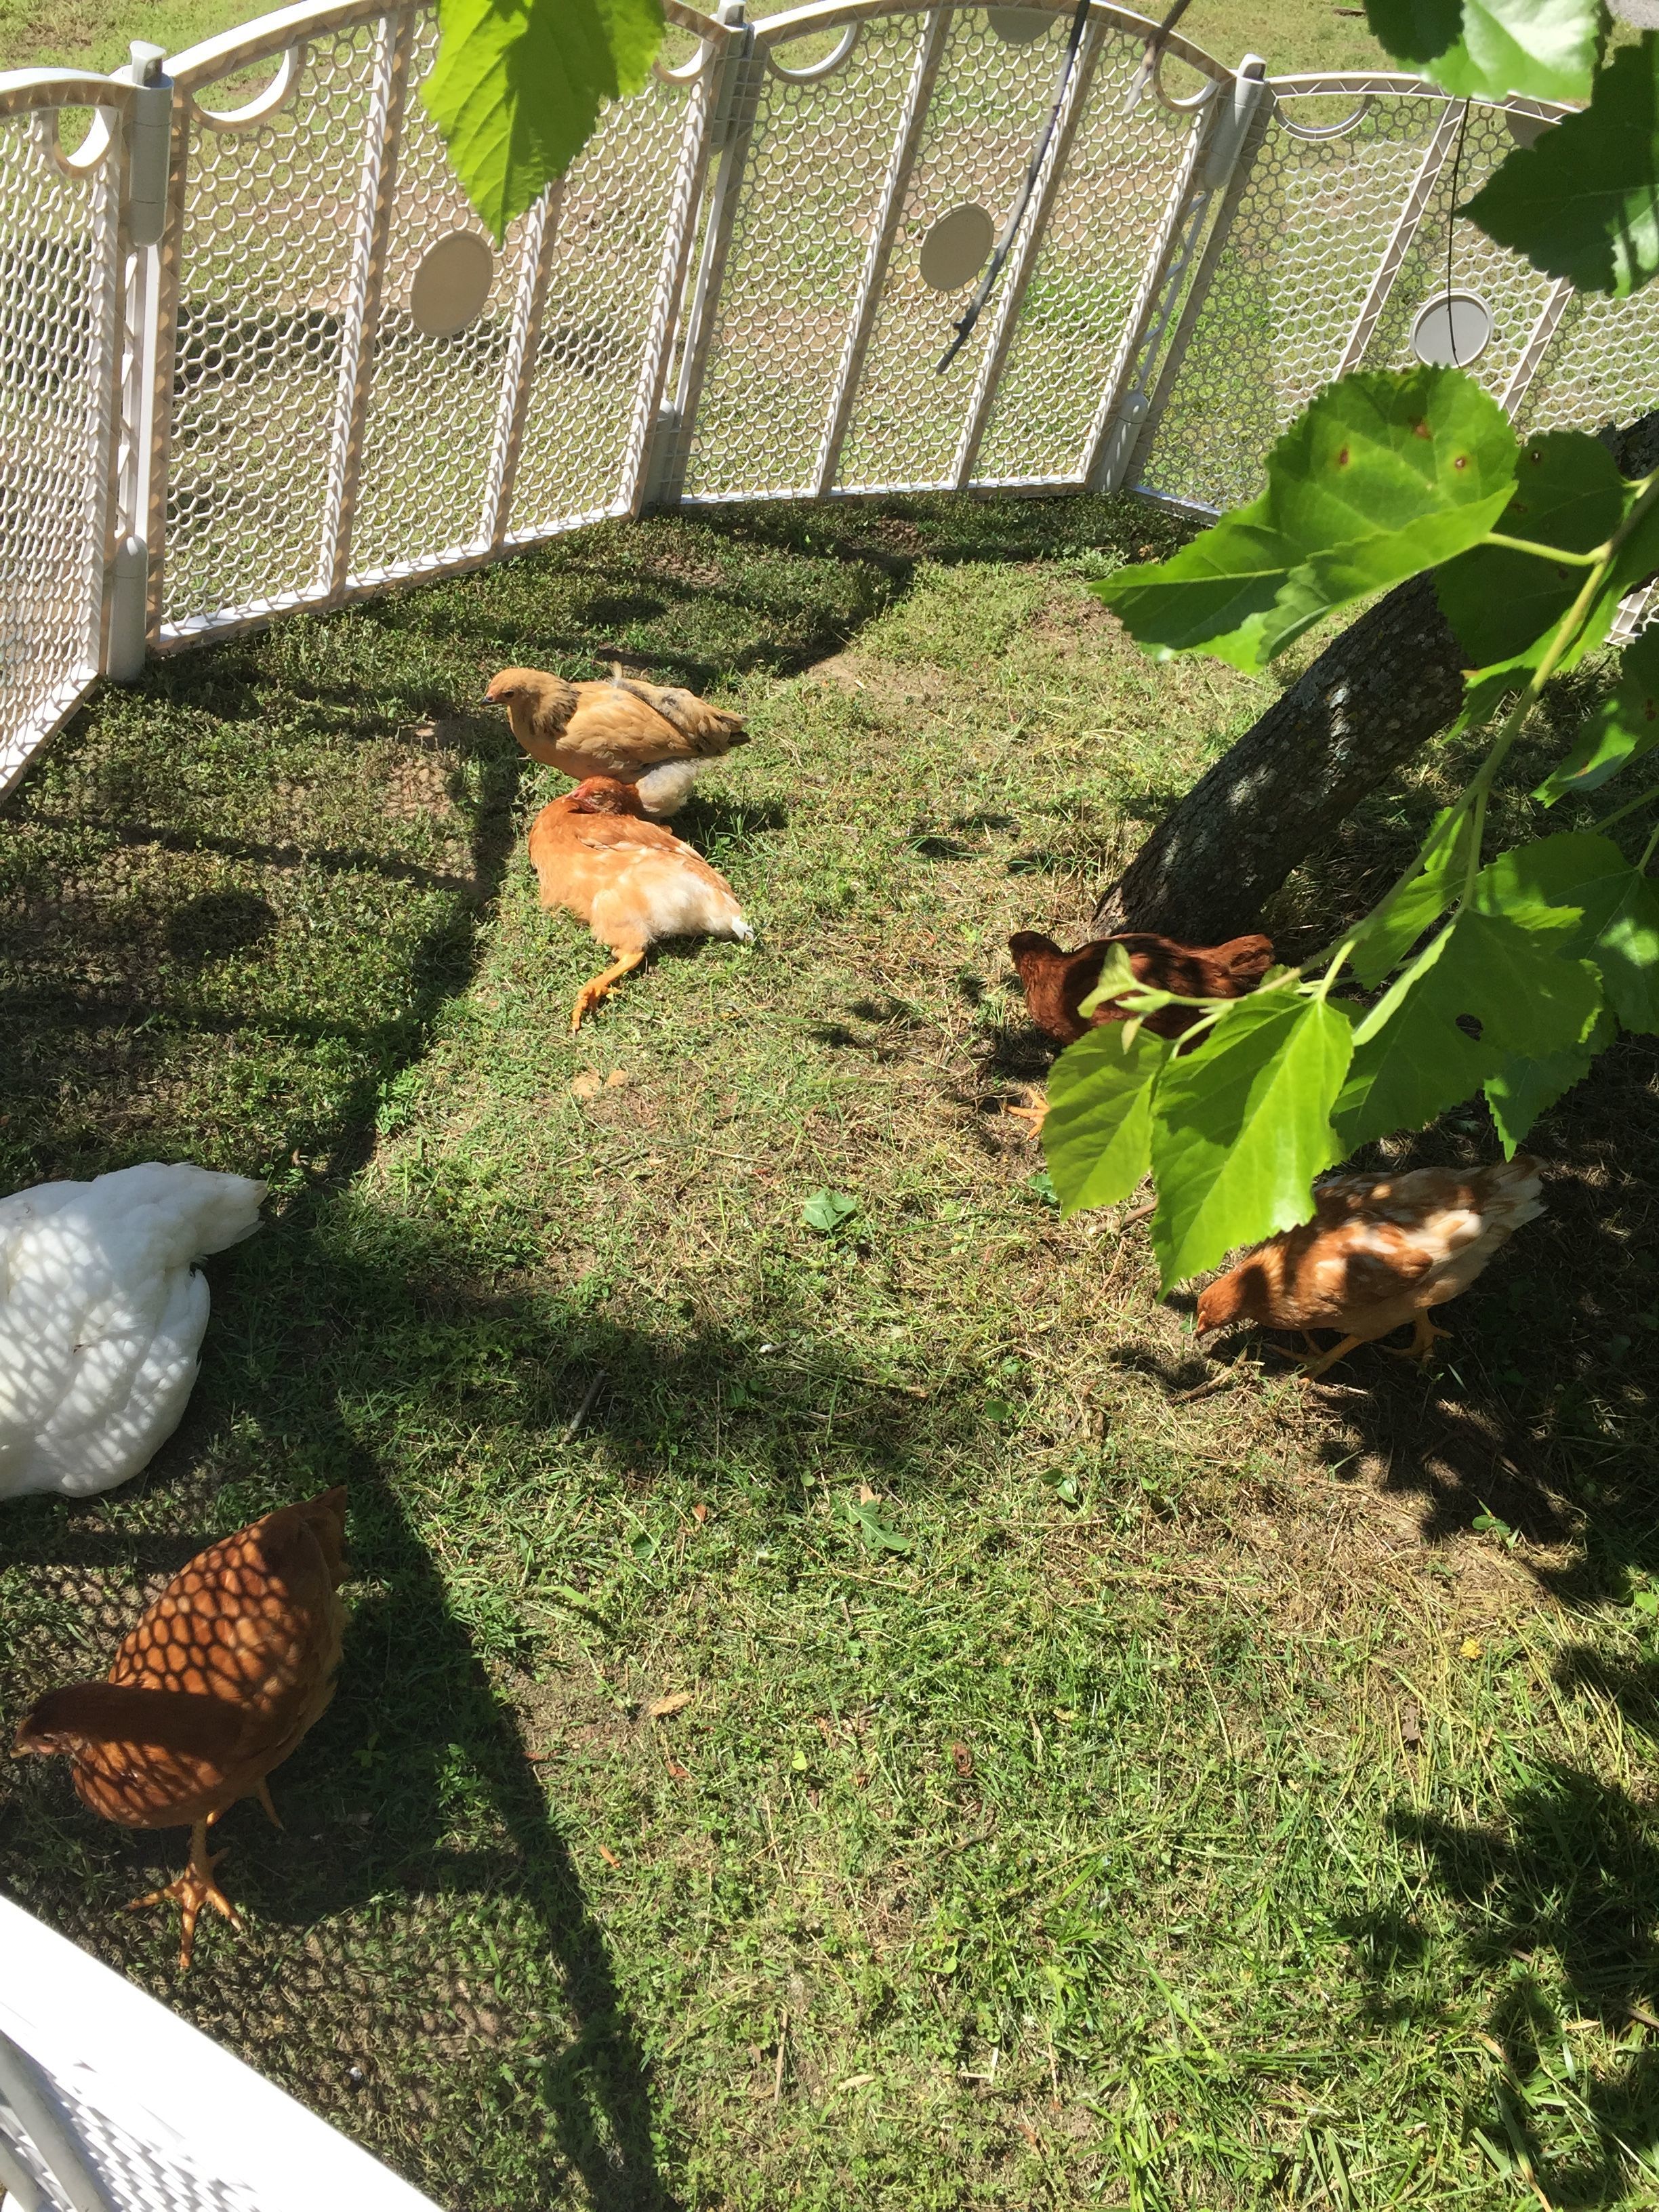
[640,0,763,510]
[104,39,173,683]
[319,7,415,594]
[1091,51,1268,496]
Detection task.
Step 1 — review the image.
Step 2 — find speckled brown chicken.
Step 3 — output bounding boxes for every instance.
[14,1488,347,1969]
[1196,1158,1546,1380]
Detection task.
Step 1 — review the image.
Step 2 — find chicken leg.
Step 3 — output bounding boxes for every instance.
[1382,1311,1452,1361]
[128,1817,243,1971]
[571,948,647,1031]
[1004,1088,1048,1137]
[1298,1332,1368,1381]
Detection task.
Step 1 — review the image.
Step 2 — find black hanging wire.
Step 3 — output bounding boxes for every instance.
[935,0,1094,373]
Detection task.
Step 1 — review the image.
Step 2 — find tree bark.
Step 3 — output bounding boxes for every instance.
[1091,411,1659,945]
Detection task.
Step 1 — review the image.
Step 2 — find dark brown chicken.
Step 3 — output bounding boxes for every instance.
[14,1488,348,1969]
[485,664,747,815]
[1009,930,1275,1045]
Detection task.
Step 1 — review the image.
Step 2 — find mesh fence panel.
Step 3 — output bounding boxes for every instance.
[506,62,707,537]
[1517,283,1659,440]
[348,12,531,579]
[972,26,1207,487]
[1357,98,1557,390]
[0,101,118,786]
[680,16,927,499]
[162,28,383,630]
[1138,83,1447,512]
[835,6,1088,491]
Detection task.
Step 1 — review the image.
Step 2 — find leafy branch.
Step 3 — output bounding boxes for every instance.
[1046,363,1659,1284]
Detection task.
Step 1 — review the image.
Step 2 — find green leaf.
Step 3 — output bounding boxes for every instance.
[1462,35,1659,298]
[1148,994,1354,1288]
[1367,0,1603,102]
[1042,1025,1168,1217]
[1435,432,1633,673]
[1485,1009,1616,1153]
[1537,628,1659,800]
[425,0,664,243]
[1347,804,1477,987]
[802,1189,859,1233]
[1097,369,1517,672]
[845,1499,912,1554]
[1335,907,1602,1147]
[1475,829,1659,1032]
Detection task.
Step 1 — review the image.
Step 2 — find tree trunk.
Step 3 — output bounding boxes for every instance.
[1091,411,1659,944]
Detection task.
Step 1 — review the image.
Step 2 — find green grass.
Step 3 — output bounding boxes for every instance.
[2,493,1657,2210]
[0,0,1390,74]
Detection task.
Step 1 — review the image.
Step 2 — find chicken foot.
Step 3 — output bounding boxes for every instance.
[571,949,647,1031]
[128,1816,243,1971]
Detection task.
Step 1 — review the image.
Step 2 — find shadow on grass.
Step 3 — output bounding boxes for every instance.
[1,1179,981,2207]
[1340,1759,1659,2205]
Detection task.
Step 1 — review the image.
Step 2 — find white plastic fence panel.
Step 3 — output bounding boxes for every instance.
[0,1896,443,2212]
[0,75,126,798]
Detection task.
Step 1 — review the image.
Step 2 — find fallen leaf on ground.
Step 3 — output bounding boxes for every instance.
[571,1070,602,1099]
[691,1502,709,1523]
[1019,2120,1040,2150]
[951,1741,974,1778]
[649,1692,694,1719]
[605,1068,629,1088]
[598,1844,620,1868]
[665,1756,691,1781]
[1399,1701,1422,1750]
[1460,1637,1485,1659]
[858,1484,880,1504]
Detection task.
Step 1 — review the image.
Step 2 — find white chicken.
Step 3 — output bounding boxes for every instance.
[0,1164,266,1500]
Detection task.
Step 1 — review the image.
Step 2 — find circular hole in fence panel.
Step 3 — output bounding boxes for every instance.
[409,232,495,337]
[987,7,1052,43]
[920,204,995,293]
[1411,290,1494,367]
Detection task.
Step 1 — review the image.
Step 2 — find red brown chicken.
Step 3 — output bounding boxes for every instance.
[14,1488,348,1969]
[1008,929,1275,1046]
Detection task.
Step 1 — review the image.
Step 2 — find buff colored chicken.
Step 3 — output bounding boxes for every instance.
[485,664,748,817]
[14,1488,348,1969]
[1195,1157,1545,1380]
[528,775,753,1029]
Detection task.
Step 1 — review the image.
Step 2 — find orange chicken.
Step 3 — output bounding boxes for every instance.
[528,775,753,1030]
[485,664,747,815]
[1195,1158,1545,1380]
[14,1488,348,1969]
[1008,929,1275,1046]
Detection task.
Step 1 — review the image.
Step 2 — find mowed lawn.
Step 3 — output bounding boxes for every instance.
[1,494,1657,2212]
